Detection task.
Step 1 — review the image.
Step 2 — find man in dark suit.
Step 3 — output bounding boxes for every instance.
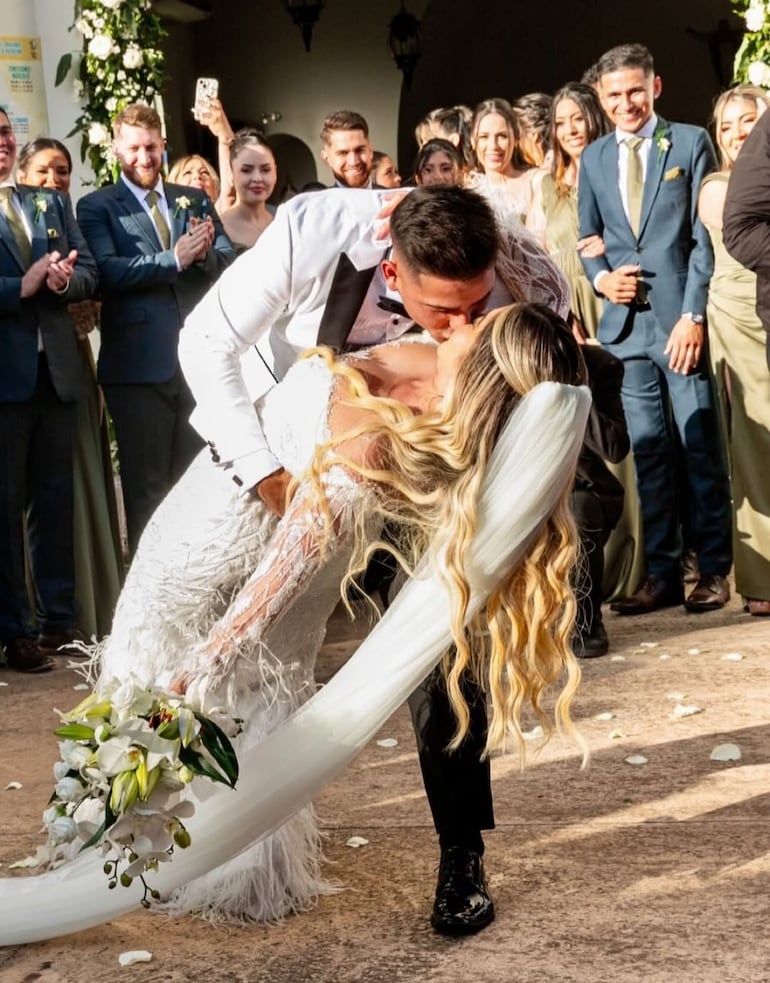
[0,107,98,672]
[578,43,731,616]
[722,102,770,368]
[77,103,235,555]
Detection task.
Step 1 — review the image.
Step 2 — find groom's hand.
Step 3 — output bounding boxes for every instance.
[598,265,640,305]
[253,467,293,516]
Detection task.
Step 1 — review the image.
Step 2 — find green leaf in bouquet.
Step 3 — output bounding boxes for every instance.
[193,714,239,787]
[177,745,236,789]
[54,723,96,741]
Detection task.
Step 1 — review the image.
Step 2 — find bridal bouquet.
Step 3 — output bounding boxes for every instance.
[44,680,239,906]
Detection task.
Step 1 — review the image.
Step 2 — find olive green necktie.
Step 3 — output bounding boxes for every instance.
[624,136,644,236]
[145,190,171,250]
[0,186,32,266]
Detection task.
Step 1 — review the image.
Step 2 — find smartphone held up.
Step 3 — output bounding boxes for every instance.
[192,77,219,121]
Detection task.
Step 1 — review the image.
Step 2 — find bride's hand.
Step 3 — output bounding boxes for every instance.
[576,234,605,259]
[170,673,190,695]
[374,190,410,240]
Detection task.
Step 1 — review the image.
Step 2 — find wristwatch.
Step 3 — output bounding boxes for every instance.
[683,312,704,324]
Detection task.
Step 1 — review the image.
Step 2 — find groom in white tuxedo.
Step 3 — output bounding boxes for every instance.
[180,185,568,935]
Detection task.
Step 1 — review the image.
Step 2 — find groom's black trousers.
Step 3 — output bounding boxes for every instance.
[408,661,494,853]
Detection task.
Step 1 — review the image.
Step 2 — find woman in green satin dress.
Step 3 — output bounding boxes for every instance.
[528,82,644,600]
[16,138,123,638]
[698,85,770,616]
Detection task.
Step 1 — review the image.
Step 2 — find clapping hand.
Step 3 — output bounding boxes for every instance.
[20,249,77,298]
[175,216,215,268]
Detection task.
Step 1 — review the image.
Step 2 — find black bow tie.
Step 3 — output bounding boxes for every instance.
[377,295,408,319]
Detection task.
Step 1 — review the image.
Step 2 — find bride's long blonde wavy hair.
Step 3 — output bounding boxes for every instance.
[302,302,588,764]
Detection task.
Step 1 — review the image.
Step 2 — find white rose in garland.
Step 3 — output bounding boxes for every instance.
[734,0,770,88]
[55,0,166,187]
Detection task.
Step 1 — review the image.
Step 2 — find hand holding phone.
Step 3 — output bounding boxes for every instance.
[192,77,219,121]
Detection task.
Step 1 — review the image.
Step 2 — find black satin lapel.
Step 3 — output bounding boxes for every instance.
[317,253,381,351]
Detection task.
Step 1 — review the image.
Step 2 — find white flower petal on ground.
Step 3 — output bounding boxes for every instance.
[721,652,744,662]
[594,712,615,721]
[0,681,8,687]
[609,729,626,740]
[625,754,648,766]
[666,691,686,701]
[72,683,90,691]
[346,836,369,848]
[658,654,671,660]
[522,725,545,741]
[9,846,49,869]
[638,641,658,649]
[375,738,398,748]
[687,648,701,655]
[710,743,741,762]
[671,703,703,719]
[610,655,626,662]
[4,781,22,790]
[118,951,153,967]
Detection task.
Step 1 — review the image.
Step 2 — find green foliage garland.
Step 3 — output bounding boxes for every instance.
[56,0,166,187]
[733,1,770,86]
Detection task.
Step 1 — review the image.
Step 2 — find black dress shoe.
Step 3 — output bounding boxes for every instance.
[610,576,683,616]
[573,619,609,658]
[681,549,700,585]
[431,846,495,936]
[38,628,88,655]
[3,637,55,673]
[684,574,730,612]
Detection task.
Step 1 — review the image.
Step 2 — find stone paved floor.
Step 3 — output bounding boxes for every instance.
[0,588,768,983]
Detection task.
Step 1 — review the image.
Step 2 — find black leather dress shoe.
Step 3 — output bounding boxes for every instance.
[573,619,609,658]
[610,576,684,616]
[3,637,55,673]
[38,628,88,655]
[684,574,730,612]
[431,846,495,936]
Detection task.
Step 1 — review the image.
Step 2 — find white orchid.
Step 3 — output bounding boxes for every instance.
[96,735,142,776]
[75,17,94,38]
[748,60,770,87]
[98,0,124,8]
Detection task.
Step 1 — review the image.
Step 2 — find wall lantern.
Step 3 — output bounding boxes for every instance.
[387,2,423,90]
[282,0,327,52]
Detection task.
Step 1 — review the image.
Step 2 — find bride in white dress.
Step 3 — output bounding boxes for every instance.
[0,302,591,942]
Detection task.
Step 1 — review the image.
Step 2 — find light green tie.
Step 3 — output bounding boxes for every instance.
[0,187,32,266]
[145,190,171,250]
[624,136,644,236]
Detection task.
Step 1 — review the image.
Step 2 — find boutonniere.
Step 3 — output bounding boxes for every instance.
[654,126,671,162]
[173,195,192,219]
[31,192,50,222]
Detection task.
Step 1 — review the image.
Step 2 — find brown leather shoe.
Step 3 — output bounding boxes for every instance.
[610,576,684,616]
[3,637,55,673]
[684,575,730,612]
[745,597,770,616]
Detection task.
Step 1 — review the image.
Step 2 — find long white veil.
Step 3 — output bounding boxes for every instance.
[0,381,590,946]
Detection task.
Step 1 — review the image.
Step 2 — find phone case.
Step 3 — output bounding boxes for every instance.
[194,78,219,109]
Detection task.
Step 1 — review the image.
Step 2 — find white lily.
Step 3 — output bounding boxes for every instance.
[95,735,142,776]
[115,718,181,770]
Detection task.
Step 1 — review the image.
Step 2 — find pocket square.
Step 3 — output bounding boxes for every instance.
[46,228,58,238]
[664,166,684,181]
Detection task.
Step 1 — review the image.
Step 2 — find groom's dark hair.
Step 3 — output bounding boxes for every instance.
[390,186,499,280]
[596,43,655,79]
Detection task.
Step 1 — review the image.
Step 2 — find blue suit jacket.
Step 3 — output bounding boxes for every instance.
[0,186,98,402]
[77,180,235,385]
[578,117,716,344]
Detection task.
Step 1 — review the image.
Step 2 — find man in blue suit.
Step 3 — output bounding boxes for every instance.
[0,106,98,672]
[578,43,731,614]
[78,103,235,555]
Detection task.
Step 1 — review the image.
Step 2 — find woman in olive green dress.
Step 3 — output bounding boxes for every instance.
[528,82,644,600]
[698,85,770,616]
[17,139,123,638]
